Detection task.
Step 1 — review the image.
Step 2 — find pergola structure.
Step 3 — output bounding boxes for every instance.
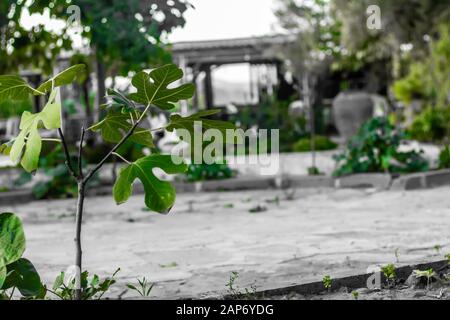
[171,34,297,110]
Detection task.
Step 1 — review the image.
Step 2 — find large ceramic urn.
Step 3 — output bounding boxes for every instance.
[332,91,374,140]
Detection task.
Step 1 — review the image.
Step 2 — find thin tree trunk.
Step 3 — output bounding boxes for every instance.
[83,80,92,121]
[74,181,85,300]
[96,56,106,121]
[303,74,316,172]
[112,155,117,183]
[82,79,95,146]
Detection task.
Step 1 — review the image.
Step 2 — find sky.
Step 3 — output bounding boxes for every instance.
[168,0,280,42]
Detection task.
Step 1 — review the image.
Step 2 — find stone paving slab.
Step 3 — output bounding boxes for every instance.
[0,186,449,299]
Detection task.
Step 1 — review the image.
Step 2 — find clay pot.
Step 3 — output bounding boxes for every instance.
[332,91,374,140]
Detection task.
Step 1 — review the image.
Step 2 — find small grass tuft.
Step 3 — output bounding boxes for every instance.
[322,275,332,290]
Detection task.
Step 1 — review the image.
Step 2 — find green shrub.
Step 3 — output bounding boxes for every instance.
[408,107,449,142]
[292,135,338,152]
[393,24,450,110]
[438,145,450,169]
[392,63,428,105]
[334,117,429,176]
[185,162,234,182]
[393,24,450,143]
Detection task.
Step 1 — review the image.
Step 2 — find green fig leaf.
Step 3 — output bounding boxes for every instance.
[0,213,26,269]
[0,139,14,156]
[129,64,195,110]
[90,110,154,148]
[113,155,187,213]
[0,265,6,289]
[0,75,43,101]
[36,64,86,94]
[166,109,236,136]
[3,258,42,297]
[103,88,138,114]
[9,89,61,172]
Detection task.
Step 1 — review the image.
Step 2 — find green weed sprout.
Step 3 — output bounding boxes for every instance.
[322,275,332,290]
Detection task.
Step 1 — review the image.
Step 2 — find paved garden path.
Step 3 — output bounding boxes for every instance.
[0,186,449,299]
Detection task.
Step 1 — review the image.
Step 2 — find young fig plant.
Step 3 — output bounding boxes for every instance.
[0,63,233,299]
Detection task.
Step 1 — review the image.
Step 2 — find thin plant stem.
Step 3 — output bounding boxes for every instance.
[78,127,85,179]
[42,138,62,142]
[112,152,131,165]
[9,287,15,300]
[82,103,151,183]
[46,288,65,300]
[74,181,85,300]
[71,103,152,300]
[151,125,167,132]
[58,128,77,179]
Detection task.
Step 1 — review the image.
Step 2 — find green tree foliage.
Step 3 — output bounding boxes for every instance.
[27,0,191,73]
[332,0,450,76]
[275,0,340,74]
[276,0,450,77]
[393,24,450,108]
[393,24,450,142]
[0,1,73,74]
[1,1,191,116]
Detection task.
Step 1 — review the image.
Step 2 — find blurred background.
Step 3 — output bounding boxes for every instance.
[0,0,450,192]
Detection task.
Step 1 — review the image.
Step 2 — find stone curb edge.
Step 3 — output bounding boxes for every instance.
[3,169,450,204]
[220,259,448,299]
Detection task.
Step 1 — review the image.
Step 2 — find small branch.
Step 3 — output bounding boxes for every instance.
[46,288,65,300]
[78,127,86,179]
[83,103,152,184]
[85,124,97,131]
[42,138,62,142]
[24,137,61,143]
[150,125,167,132]
[58,128,78,180]
[9,287,16,300]
[112,152,131,165]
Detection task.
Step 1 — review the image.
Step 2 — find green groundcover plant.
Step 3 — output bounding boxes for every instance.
[185,162,234,182]
[0,63,234,299]
[334,117,429,176]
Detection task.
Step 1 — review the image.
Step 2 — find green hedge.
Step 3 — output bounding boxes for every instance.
[292,135,338,152]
